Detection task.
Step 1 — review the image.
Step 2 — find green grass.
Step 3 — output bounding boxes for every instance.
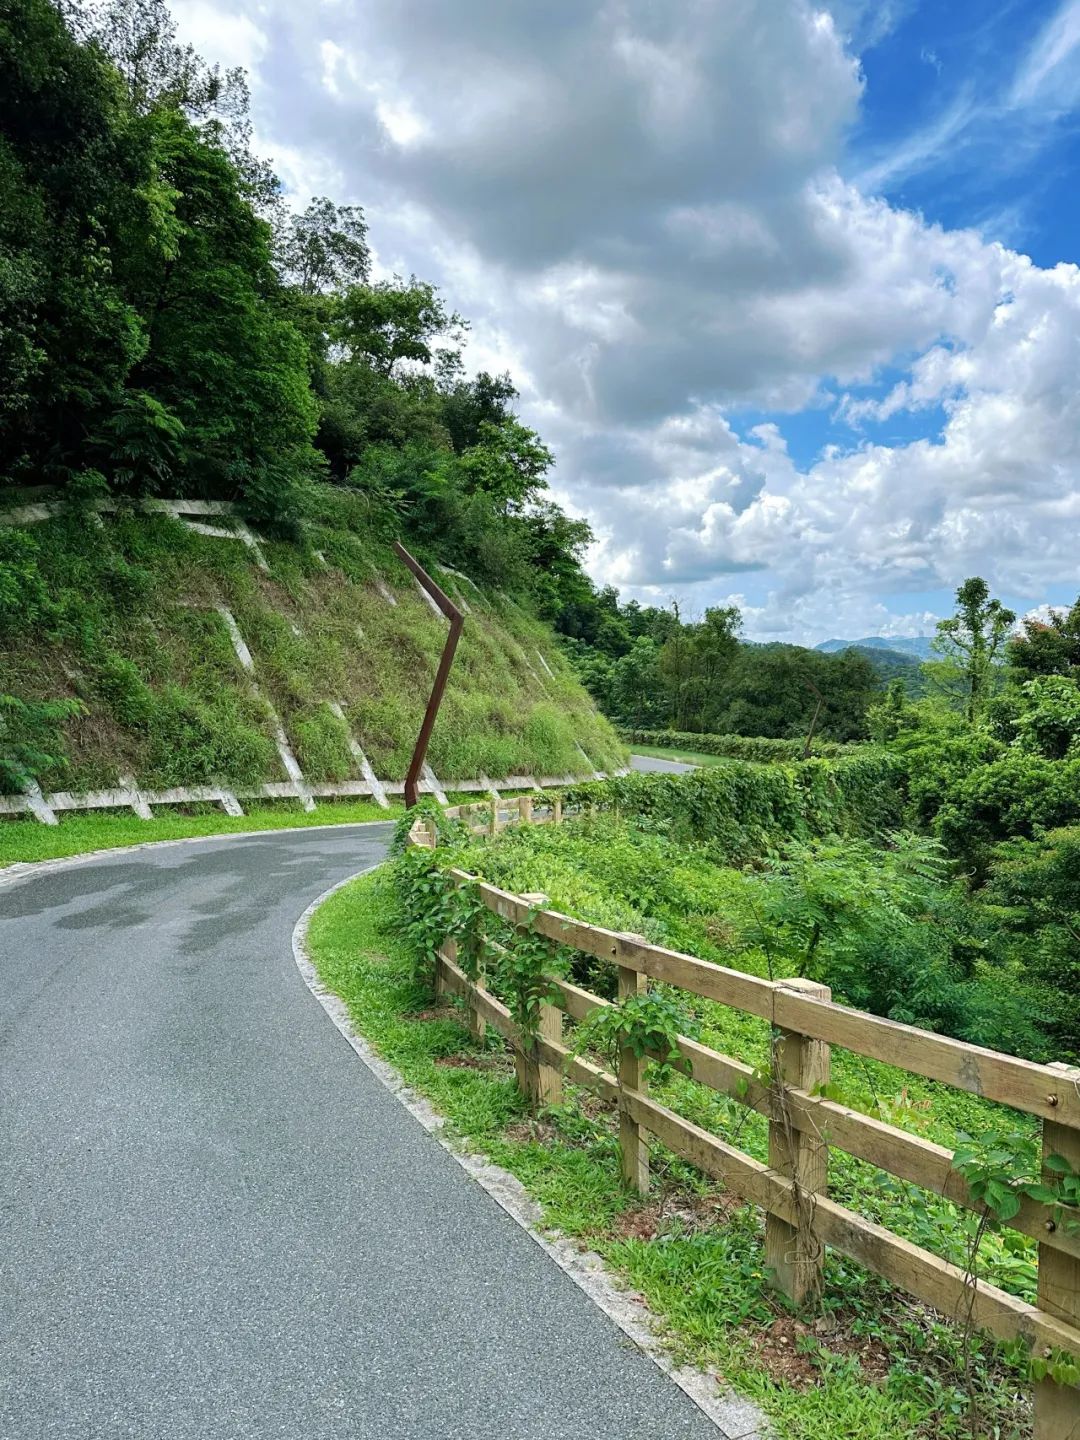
[631,744,732,768]
[0,799,399,869]
[307,867,1029,1440]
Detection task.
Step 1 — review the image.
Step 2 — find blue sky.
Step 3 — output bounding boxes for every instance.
[175,0,1080,643]
[856,0,1079,266]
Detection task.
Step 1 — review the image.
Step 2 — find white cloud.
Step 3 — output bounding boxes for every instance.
[170,0,268,74]
[1011,0,1080,108]
[169,0,1080,642]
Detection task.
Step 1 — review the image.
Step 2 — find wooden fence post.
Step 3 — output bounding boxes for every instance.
[553,794,562,825]
[618,962,650,1195]
[488,796,499,838]
[465,936,486,1045]
[534,1000,564,1107]
[515,894,562,1108]
[518,793,533,827]
[436,936,454,1003]
[1034,1061,1080,1440]
[765,977,831,1306]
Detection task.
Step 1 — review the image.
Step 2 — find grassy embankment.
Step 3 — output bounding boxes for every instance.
[1,499,625,861]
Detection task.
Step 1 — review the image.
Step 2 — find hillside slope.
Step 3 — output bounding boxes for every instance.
[817,635,935,660]
[1,498,625,804]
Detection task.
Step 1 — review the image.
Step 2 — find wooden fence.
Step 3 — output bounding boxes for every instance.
[409,797,1080,1439]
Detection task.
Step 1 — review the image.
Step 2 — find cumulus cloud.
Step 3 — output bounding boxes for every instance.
[173,0,1080,643]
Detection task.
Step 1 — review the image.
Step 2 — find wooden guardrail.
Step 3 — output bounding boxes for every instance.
[408,798,1080,1438]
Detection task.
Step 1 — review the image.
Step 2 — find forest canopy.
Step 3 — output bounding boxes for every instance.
[0,0,589,610]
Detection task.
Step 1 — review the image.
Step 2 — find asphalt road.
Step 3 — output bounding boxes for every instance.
[0,826,722,1440]
[629,752,697,773]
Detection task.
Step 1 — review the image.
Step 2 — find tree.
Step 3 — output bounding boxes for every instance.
[1009,598,1080,682]
[67,0,276,207]
[277,196,369,295]
[456,418,553,514]
[934,577,1016,724]
[335,277,465,377]
[689,606,741,731]
[612,638,667,729]
[0,0,151,482]
[659,602,695,729]
[440,371,517,453]
[117,108,319,523]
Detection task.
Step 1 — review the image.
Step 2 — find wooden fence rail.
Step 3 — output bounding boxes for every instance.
[408,796,1080,1436]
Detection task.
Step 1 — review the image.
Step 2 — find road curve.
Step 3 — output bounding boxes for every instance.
[0,826,719,1440]
[629,752,697,773]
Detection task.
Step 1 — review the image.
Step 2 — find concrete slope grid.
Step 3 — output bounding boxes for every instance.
[0,825,767,1439]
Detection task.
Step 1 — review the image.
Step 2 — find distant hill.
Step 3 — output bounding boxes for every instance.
[813,638,929,695]
[817,635,935,660]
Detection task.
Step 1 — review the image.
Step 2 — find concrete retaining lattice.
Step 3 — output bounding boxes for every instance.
[1,593,594,824]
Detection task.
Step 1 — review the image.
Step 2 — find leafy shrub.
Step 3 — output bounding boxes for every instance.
[564,751,906,858]
[0,694,80,790]
[743,834,1044,1056]
[984,828,1080,1058]
[1011,675,1080,760]
[935,752,1080,880]
[620,728,854,762]
[0,528,51,634]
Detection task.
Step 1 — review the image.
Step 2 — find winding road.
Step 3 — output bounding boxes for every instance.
[0,826,724,1439]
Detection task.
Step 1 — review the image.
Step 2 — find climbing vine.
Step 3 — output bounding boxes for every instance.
[951,1126,1080,1410]
[489,922,570,1041]
[575,986,695,1083]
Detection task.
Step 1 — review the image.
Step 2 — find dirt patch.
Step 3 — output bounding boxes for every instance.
[434,1055,487,1070]
[612,1190,742,1243]
[410,1006,456,1022]
[751,1312,894,1391]
[505,1117,559,1146]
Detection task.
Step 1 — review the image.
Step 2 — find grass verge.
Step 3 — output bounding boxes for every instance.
[0,799,399,869]
[306,867,1028,1440]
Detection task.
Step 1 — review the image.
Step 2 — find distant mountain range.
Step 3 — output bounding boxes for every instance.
[816,635,935,660]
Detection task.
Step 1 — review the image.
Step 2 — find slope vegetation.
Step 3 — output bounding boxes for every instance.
[1,498,625,801]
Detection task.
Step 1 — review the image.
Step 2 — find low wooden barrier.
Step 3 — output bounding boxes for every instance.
[408,798,1080,1438]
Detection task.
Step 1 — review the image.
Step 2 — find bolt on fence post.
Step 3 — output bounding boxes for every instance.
[617,949,650,1195]
[765,977,831,1306]
[1034,1061,1080,1440]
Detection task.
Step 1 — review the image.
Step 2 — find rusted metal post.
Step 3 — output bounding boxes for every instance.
[393,542,464,809]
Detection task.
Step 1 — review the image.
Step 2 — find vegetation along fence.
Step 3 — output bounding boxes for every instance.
[407,797,1080,1439]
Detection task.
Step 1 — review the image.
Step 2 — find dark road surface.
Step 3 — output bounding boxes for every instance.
[0,826,723,1440]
